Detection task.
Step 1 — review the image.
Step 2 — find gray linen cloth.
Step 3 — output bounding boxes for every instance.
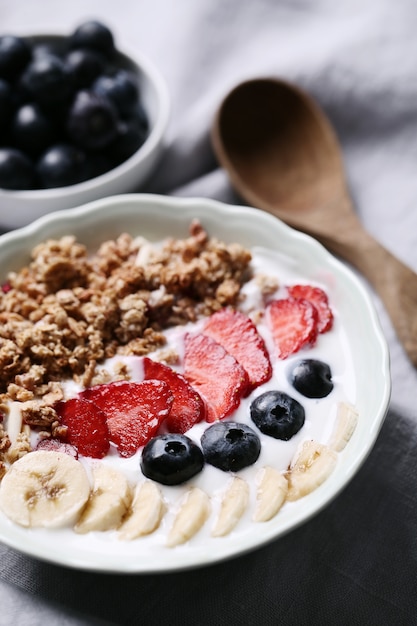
[1,0,417,624]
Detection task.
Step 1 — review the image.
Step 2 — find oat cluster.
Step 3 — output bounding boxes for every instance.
[0,221,252,432]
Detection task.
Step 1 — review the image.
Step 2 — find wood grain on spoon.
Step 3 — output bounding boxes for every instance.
[212,78,417,367]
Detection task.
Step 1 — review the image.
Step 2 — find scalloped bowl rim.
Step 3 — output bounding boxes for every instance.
[0,194,391,573]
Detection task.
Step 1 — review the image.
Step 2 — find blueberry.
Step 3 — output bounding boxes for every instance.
[0,79,13,126]
[0,35,31,81]
[289,359,334,398]
[0,148,36,190]
[140,434,204,486]
[67,90,119,151]
[12,103,54,157]
[201,422,261,472]
[20,54,73,107]
[250,391,305,440]
[69,21,115,58]
[37,143,87,188]
[106,120,147,166]
[93,70,139,118]
[65,48,105,89]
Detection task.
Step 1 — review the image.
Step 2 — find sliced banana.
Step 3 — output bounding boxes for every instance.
[5,402,23,445]
[0,450,90,528]
[286,440,337,502]
[253,466,288,522]
[75,464,132,534]
[119,481,165,540]
[328,402,359,452]
[167,487,210,548]
[212,476,249,537]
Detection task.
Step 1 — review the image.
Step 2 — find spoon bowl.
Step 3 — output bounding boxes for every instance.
[212,77,417,367]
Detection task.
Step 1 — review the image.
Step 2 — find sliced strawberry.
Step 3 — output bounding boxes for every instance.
[143,357,205,433]
[183,333,249,423]
[55,397,110,459]
[80,380,173,458]
[287,284,333,333]
[267,297,318,359]
[203,308,272,393]
[35,438,79,459]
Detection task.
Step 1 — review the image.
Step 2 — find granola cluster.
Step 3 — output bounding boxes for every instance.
[0,220,252,441]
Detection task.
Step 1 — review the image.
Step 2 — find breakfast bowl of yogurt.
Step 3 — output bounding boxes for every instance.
[0,194,390,572]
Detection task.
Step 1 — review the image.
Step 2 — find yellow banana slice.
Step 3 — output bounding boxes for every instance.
[167,487,210,548]
[0,450,90,528]
[286,440,337,501]
[119,481,165,540]
[212,476,249,537]
[75,464,132,534]
[253,466,288,522]
[328,402,359,452]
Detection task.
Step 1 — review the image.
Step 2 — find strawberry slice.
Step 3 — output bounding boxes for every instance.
[183,333,249,423]
[80,380,173,458]
[267,297,318,359]
[287,284,333,333]
[143,357,205,433]
[35,438,79,459]
[203,308,272,393]
[55,397,110,459]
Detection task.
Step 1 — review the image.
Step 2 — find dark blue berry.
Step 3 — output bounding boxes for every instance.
[201,422,261,472]
[140,434,204,486]
[289,359,334,398]
[69,21,115,58]
[0,35,31,81]
[93,70,139,118]
[20,54,73,107]
[12,103,54,157]
[106,120,147,166]
[65,48,105,89]
[0,79,12,127]
[250,391,305,440]
[66,90,119,150]
[0,148,36,190]
[37,143,87,188]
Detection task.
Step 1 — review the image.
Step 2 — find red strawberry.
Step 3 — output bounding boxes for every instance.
[183,333,249,423]
[80,380,173,458]
[143,357,205,433]
[55,397,110,459]
[267,297,318,359]
[35,438,79,459]
[287,284,333,333]
[203,308,272,393]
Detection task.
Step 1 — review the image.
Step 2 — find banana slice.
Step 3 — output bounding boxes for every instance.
[5,402,23,444]
[119,481,165,540]
[328,402,358,452]
[167,487,210,548]
[253,466,288,522]
[0,450,90,528]
[286,440,337,502]
[212,476,249,537]
[75,464,132,534]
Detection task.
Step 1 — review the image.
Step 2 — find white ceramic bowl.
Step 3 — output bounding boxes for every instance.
[0,194,390,573]
[0,37,170,231]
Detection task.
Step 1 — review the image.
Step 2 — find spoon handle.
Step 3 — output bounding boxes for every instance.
[322,226,417,367]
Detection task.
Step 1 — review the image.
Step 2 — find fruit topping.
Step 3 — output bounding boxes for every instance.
[11,103,55,158]
[69,20,115,59]
[19,54,73,107]
[141,433,204,486]
[267,297,318,359]
[0,35,31,81]
[55,397,110,459]
[35,438,79,459]
[93,70,139,118]
[80,380,173,458]
[0,147,36,190]
[287,284,333,333]
[286,440,337,501]
[183,333,249,422]
[201,422,261,472]
[250,390,305,440]
[288,358,334,398]
[67,90,119,151]
[65,48,105,90]
[37,143,87,188]
[203,308,272,393]
[143,357,205,433]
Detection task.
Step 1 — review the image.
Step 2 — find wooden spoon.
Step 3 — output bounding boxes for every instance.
[211,77,417,367]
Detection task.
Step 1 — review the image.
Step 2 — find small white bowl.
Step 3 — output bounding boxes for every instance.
[0,194,391,573]
[0,36,170,231]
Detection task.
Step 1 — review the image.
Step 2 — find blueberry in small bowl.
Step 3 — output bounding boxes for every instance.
[0,20,169,230]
